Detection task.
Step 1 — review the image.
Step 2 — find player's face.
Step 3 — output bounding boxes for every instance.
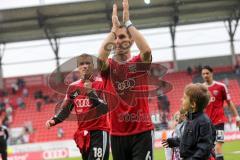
[181,93,191,112]
[115,27,132,56]
[201,69,213,83]
[78,56,94,79]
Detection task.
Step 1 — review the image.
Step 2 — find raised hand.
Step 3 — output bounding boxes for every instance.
[112,4,120,33]
[123,0,129,23]
[45,119,55,129]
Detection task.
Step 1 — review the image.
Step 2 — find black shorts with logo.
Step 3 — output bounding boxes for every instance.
[215,123,224,143]
[80,130,109,160]
[111,130,154,160]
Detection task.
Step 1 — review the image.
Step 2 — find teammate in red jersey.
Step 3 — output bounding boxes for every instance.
[46,54,109,160]
[201,65,240,160]
[98,0,154,159]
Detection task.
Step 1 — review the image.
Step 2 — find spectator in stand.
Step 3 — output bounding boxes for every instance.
[158,94,170,113]
[17,78,25,90]
[234,64,240,75]
[24,121,33,133]
[0,100,5,111]
[159,111,169,130]
[48,93,59,104]
[1,97,13,126]
[223,77,229,88]
[43,95,50,104]
[35,98,42,112]
[20,126,30,144]
[22,87,29,97]
[11,83,18,94]
[3,98,9,106]
[57,127,64,138]
[0,89,8,97]
[5,104,13,124]
[34,90,43,99]
[0,90,4,97]
[197,65,202,73]
[16,97,25,109]
[186,66,192,75]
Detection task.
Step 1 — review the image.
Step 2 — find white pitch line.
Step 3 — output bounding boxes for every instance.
[231,151,240,154]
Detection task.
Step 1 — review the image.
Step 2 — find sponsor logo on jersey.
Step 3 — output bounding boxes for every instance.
[213,90,219,96]
[115,78,135,91]
[75,98,91,108]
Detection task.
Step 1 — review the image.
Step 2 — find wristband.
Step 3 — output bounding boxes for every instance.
[236,116,240,122]
[125,20,133,29]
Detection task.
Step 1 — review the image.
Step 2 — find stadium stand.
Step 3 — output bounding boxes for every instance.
[2,66,239,143]
[7,85,78,143]
[163,71,193,114]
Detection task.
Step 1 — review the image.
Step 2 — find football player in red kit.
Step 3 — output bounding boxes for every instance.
[201,65,240,160]
[46,54,109,160]
[98,0,154,159]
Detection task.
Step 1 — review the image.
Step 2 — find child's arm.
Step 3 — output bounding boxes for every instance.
[167,137,180,147]
[162,137,180,148]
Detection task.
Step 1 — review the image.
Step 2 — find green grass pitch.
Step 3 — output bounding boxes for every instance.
[59,140,240,160]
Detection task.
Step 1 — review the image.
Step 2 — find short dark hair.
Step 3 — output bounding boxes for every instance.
[77,53,93,67]
[184,83,210,112]
[202,65,213,73]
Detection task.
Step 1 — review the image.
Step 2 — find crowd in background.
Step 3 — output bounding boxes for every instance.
[0,78,61,145]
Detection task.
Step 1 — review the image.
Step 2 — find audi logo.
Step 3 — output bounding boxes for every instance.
[43,149,69,159]
[75,98,91,108]
[115,78,135,91]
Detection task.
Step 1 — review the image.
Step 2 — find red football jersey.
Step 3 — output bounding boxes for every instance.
[204,81,231,125]
[101,54,154,136]
[65,78,109,132]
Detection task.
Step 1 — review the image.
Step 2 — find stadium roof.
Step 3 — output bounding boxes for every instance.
[0,0,239,43]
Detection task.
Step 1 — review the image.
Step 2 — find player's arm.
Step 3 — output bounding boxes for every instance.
[45,87,78,129]
[224,85,240,126]
[226,100,240,126]
[122,0,151,62]
[45,98,74,129]
[98,4,120,71]
[226,100,239,117]
[54,100,74,124]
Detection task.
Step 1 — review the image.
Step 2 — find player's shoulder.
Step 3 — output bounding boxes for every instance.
[67,80,82,91]
[129,54,141,62]
[213,81,227,89]
[69,79,82,87]
[93,77,104,89]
